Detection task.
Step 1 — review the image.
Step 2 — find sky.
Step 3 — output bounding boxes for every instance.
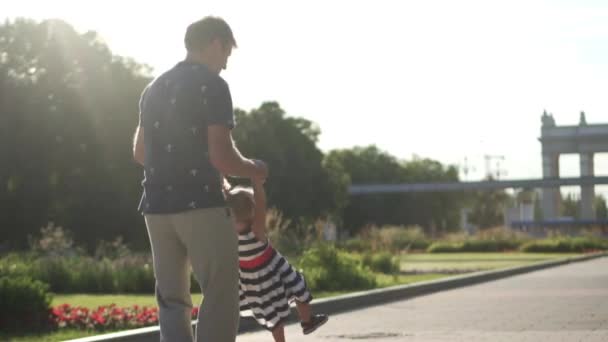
[4,0,608,196]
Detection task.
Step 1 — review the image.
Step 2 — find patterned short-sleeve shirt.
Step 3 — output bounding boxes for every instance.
[137,61,235,214]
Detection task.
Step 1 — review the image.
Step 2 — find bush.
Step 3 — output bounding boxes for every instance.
[31,257,74,292]
[463,239,520,252]
[1,253,156,293]
[427,227,528,253]
[361,252,400,274]
[520,237,608,253]
[15,225,157,293]
[0,276,53,333]
[298,244,376,292]
[475,226,530,242]
[427,240,521,253]
[339,238,371,253]
[95,237,131,260]
[69,258,116,293]
[0,253,34,278]
[113,255,155,293]
[426,242,461,253]
[267,209,317,257]
[363,226,431,253]
[28,223,83,258]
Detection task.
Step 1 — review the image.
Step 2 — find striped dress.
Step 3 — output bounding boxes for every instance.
[238,229,312,330]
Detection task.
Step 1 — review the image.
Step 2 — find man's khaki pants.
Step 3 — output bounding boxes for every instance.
[145,207,239,342]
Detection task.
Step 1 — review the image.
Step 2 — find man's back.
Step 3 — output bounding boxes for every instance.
[138,61,235,214]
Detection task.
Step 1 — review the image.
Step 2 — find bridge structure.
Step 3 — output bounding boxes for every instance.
[349,112,608,222]
[349,176,608,194]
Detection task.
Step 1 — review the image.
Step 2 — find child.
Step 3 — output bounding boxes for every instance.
[226,179,328,342]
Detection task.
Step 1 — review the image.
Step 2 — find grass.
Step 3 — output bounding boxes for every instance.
[400,252,579,273]
[52,293,204,309]
[52,273,450,310]
[375,273,448,287]
[1,329,90,342]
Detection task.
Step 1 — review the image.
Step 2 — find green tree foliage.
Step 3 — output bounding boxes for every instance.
[561,193,580,219]
[595,195,607,220]
[1,18,151,249]
[467,177,511,229]
[325,146,462,234]
[231,102,349,220]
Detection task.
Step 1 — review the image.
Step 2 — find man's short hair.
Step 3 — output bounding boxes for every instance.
[185,16,237,52]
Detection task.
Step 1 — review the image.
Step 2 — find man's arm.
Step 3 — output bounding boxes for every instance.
[133,84,148,166]
[251,179,268,243]
[133,126,144,166]
[208,125,267,180]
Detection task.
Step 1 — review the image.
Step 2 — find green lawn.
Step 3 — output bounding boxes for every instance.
[52,293,203,309]
[400,252,579,273]
[1,330,90,342]
[52,273,449,309]
[375,273,448,287]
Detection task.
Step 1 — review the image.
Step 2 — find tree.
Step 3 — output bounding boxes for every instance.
[231,102,348,220]
[1,18,151,250]
[533,190,543,221]
[595,195,607,221]
[467,177,511,229]
[561,193,579,219]
[326,146,463,234]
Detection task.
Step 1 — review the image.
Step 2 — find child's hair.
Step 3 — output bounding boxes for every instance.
[226,186,255,222]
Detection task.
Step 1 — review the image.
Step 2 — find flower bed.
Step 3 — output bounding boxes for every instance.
[50,304,199,331]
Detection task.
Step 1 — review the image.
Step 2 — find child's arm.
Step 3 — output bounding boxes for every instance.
[251,179,268,243]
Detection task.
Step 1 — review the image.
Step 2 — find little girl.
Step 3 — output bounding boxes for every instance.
[226,179,328,342]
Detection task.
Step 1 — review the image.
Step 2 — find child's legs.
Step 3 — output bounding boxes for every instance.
[271,324,286,342]
[295,300,312,323]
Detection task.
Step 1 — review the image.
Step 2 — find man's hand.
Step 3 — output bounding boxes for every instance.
[208,125,268,179]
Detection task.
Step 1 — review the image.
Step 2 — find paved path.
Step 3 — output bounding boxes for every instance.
[238,256,608,341]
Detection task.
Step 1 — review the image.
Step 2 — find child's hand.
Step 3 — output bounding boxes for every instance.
[251,159,268,183]
[222,176,231,197]
[251,171,266,186]
[253,230,268,244]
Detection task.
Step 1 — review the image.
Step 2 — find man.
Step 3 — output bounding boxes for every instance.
[132,16,267,342]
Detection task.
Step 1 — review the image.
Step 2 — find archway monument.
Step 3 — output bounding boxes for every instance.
[540,111,608,220]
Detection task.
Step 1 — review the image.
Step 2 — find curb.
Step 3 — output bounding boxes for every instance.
[65,252,606,341]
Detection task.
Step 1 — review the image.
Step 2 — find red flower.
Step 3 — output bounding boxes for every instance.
[50,303,164,331]
[92,313,106,325]
[52,307,64,316]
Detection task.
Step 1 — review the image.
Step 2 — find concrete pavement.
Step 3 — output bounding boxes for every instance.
[238,256,608,341]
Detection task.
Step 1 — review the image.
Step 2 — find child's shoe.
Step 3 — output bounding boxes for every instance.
[301,314,329,335]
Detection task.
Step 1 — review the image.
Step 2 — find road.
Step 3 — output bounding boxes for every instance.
[238,256,608,341]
